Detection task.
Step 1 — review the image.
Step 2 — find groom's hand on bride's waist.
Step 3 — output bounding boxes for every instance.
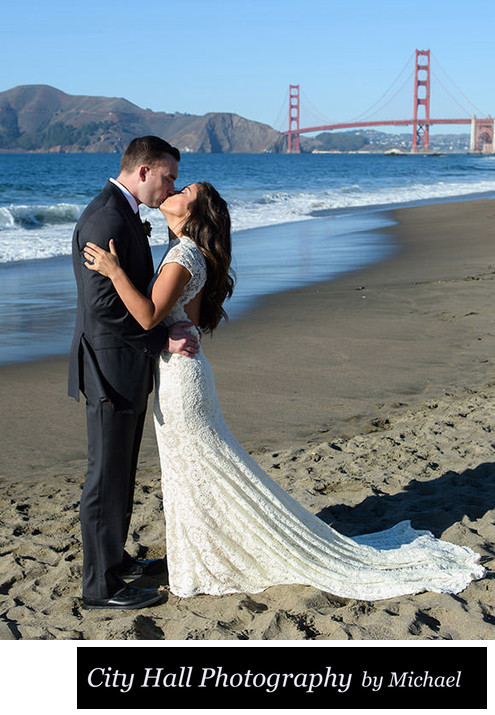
[165,321,200,357]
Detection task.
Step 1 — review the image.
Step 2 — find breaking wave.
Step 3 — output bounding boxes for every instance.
[1,170,495,263]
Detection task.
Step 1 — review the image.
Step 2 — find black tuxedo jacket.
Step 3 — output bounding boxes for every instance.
[68,181,168,413]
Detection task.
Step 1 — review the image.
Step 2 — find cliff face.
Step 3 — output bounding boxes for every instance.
[0,85,283,153]
[172,113,285,153]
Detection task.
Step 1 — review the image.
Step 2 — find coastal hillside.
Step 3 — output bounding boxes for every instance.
[0,85,284,153]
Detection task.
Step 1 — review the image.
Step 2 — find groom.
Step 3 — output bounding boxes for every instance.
[68,136,198,609]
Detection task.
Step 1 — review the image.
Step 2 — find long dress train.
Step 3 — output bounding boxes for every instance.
[152,236,485,599]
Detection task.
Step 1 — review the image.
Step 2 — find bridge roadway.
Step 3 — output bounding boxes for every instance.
[283,118,471,136]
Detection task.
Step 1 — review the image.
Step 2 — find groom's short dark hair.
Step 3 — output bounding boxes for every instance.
[121,136,180,171]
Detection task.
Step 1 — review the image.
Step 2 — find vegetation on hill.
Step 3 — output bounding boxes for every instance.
[0,85,282,153]
[305,131,370,152]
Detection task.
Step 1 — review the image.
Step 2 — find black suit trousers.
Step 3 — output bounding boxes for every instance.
[81,398,147,598]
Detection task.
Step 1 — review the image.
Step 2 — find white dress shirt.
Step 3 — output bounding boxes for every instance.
[109,178,139,215]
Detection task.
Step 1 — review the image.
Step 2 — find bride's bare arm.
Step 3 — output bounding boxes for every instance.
[84,239,190,331]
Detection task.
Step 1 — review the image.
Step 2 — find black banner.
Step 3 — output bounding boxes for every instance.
[77,646,487,710]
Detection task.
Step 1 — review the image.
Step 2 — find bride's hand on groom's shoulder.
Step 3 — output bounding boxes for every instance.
[166,321,200,357]
[84,239,121,279]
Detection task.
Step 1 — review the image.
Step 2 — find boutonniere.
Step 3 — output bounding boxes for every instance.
[141,220,152,238]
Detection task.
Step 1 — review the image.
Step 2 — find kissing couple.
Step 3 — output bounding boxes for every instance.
[69,135,484,610]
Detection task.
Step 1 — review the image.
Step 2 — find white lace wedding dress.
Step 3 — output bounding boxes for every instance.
[152,235,485,599]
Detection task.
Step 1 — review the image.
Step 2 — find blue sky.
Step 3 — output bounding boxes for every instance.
[1,0,494,133]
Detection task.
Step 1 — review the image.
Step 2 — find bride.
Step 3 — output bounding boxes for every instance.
[84,181,485,600]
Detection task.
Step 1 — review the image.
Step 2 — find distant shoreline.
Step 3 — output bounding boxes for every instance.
[0,148,473,155]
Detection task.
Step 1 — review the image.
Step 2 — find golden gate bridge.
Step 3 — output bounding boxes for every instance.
[281,50,494,154]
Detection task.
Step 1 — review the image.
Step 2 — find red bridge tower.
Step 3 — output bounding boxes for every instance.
[288,84,300,153]
[412,49,431,152]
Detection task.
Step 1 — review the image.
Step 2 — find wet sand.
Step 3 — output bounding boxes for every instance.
[1,198,494,640]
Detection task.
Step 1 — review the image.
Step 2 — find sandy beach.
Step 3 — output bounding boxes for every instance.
[1,197,494,640]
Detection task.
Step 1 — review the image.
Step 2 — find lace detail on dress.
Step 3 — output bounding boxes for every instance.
[157,236,207,327]
[152,238,485,600]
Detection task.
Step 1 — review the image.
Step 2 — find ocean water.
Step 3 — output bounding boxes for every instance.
[1,152,494,365]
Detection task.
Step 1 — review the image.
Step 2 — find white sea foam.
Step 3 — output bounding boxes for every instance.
[0,203,83,229]
[226,179,495,232]
[0,207,16,229]
[1,178,495,264]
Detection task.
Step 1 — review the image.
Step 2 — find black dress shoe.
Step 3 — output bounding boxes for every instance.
[82,584,162,610]
[120,558,167,579]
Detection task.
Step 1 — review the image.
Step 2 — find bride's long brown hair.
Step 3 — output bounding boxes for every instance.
[181,182,235,333]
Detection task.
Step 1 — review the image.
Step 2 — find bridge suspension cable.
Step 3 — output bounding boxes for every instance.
[273,89,289,132]
[431,70,476,118]
[352,71,413,122]
[349,51,415,122]
[300,89,337,125]
[431,51,487,117]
